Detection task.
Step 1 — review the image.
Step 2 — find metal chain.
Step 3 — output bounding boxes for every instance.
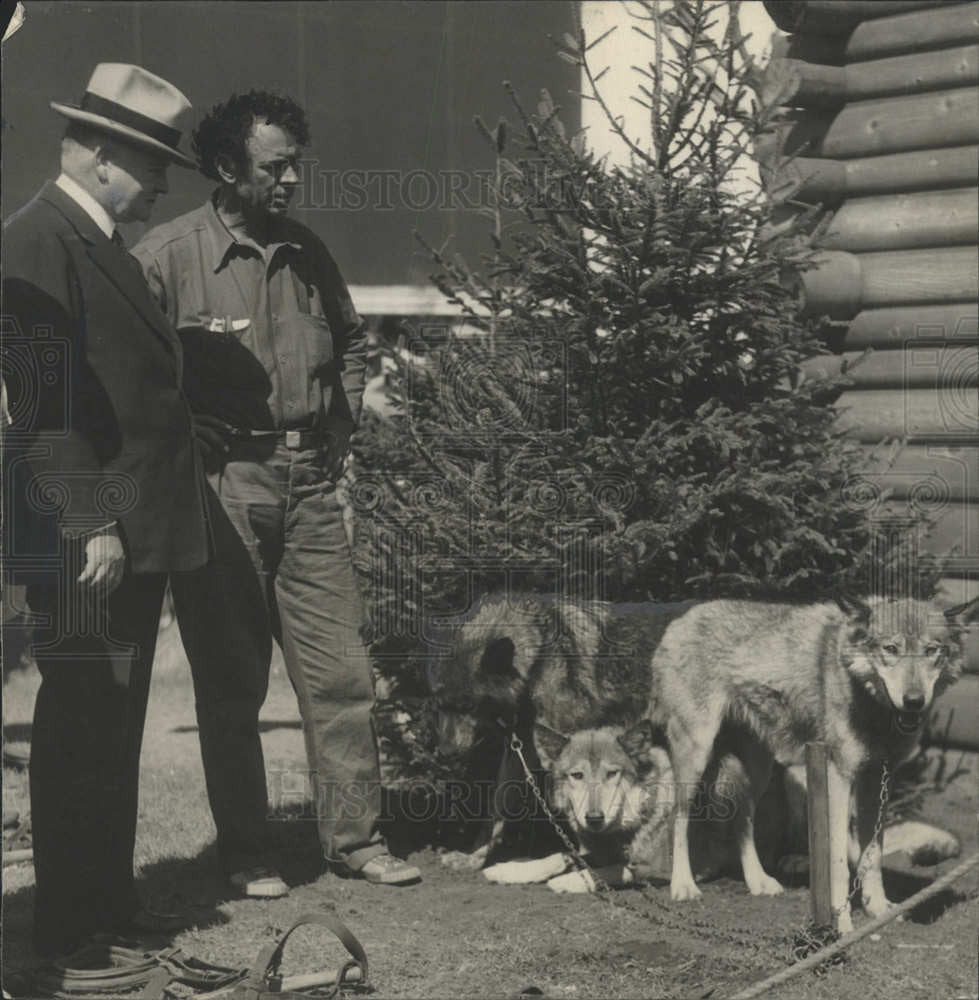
[508,734,804,958]
[509,734,614,896]
[506,735,896,962]
[832,759,891,922]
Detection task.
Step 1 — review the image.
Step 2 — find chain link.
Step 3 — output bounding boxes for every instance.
[509,734,614,896]
[507,735,894,964]
[832,759,891,922]
[508,734,812,960]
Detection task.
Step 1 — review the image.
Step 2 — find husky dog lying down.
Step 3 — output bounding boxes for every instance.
[483,721,754,892]
[427,593,696,869]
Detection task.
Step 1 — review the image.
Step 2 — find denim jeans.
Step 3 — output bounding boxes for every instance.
[208,437,385,870]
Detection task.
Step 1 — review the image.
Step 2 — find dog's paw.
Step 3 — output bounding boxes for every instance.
[861,894,896,919]
[439,848,487,871]
[483,861,536,884]
[836,907,853,935]
[484,855,569,885]
[670,878,702,902]
[746,873,784,897]
[548,870,595,894]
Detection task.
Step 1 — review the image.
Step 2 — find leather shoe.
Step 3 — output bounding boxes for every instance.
[333,853,421,885]
[229,866,289,899]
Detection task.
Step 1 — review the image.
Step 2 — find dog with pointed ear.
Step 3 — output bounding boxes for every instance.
[616,718,666,771]
[533,722,570,770]
[835,593,873,649]
[943,595,979,628]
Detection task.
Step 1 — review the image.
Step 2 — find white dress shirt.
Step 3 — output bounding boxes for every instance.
[51,172,121,537]
[55,173,116,239]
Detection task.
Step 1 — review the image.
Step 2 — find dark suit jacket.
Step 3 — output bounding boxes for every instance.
[2,181,209,574]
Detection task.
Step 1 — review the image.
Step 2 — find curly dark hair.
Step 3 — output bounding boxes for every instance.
[192,90,310,181]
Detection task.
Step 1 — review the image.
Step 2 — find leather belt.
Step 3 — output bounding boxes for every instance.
[229,428,322,450]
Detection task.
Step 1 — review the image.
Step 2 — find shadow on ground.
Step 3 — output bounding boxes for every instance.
[169,719,304,735]
[1,812,327,983]
[883,869,970,924]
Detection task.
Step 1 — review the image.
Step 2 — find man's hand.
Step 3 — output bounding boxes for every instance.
[77,524,126,594]
[320,426,352,482]
[193,413,233,469]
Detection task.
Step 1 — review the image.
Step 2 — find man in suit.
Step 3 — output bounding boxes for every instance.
[2,64,278,956]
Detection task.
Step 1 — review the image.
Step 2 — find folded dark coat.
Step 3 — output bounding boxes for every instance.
[177,326,274,431]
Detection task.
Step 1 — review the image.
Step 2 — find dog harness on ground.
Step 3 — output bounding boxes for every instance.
[23,911,368,1000]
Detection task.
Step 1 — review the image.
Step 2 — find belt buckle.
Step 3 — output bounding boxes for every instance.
[285,430,301,449]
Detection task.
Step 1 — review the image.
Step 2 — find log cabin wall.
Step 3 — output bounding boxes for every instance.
[761,0,979,742]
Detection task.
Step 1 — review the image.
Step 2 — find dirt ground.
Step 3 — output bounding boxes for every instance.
[3,624,978,1000]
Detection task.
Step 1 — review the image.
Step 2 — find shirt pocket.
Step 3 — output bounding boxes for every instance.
[286,313,336,385]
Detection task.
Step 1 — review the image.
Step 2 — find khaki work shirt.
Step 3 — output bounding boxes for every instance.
[133,195,368,434]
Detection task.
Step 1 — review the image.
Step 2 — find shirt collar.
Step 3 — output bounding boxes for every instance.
[205,191,301,273]
[55,173,116,240]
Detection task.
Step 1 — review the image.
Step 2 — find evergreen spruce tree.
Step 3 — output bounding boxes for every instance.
[349,0,915,779]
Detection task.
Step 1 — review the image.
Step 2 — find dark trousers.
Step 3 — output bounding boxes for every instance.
[169,486,273,872]
[28,554,166,956]
[29,485,273,955]
[207,438,385,870]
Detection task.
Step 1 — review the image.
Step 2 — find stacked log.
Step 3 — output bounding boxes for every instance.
[760,1,979,705]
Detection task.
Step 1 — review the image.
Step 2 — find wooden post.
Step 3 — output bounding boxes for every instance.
[799,248,979,318]
[834,389,979,442]
[774,2,979,64]
[842,302,978,349]
[763,46,979,108]
[759,146,978,205]
[805,741,833,927]
[821,188,978,252]
[764,0,957,35]
[775,87,979,160]
[800,345,979,387]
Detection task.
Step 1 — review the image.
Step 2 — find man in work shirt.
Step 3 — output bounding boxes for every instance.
[133,90,420,887]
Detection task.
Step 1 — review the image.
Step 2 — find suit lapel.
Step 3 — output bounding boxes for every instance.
[40,183,183,371]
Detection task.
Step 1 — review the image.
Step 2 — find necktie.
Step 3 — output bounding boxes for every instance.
[111,229,147,282]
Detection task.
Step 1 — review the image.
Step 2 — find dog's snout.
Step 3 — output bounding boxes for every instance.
[902,692,925,712]
[585,811,605,831]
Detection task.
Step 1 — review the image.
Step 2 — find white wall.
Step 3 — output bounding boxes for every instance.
[579,0,777,165]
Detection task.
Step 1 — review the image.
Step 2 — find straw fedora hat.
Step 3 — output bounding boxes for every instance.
[51,63,196,168]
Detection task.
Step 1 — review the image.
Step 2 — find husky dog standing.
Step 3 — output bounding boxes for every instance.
[427,593,697,868]
[651,596,973,930]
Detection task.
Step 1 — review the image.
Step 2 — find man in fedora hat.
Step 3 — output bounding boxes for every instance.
[2,63,279,955]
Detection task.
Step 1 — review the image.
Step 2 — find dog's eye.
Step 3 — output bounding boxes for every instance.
[882,643,899,655]
[605,769,620,780]
[569,771,584,781]
[924,643,943,656]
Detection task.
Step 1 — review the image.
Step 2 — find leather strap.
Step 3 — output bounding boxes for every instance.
[232,911,368,999]
[32,939,245,999]
[29,912,366,1000]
